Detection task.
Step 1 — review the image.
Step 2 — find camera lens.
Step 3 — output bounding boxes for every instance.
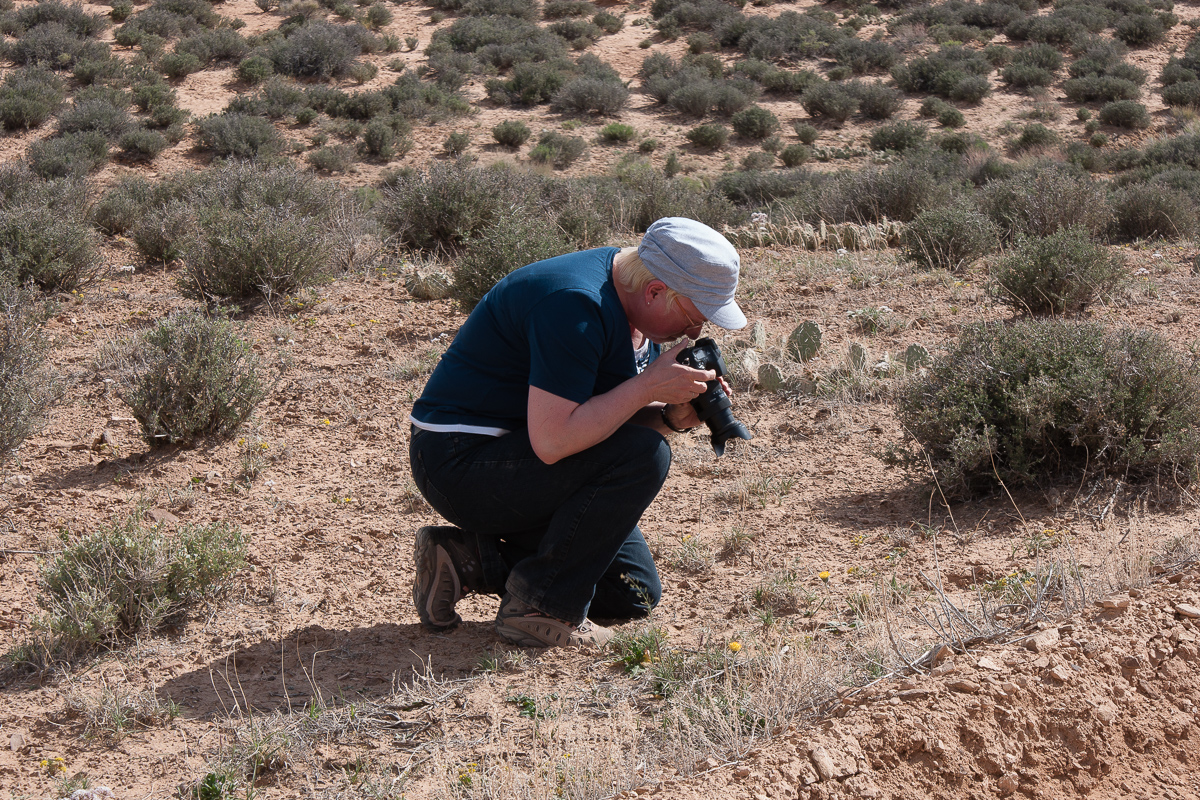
[705,409,752,457]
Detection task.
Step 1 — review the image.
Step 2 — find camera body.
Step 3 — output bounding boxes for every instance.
[675,338,753,456]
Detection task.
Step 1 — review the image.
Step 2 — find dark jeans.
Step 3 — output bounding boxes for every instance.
[409,424,670,625]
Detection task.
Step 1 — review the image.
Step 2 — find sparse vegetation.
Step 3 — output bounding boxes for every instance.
[0,280,58,467]
[892,319,1200,494]
[103,310,273,445]
[990,227,1126,315]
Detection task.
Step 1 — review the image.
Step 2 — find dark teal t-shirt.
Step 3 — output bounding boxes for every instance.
[412,247,659,432]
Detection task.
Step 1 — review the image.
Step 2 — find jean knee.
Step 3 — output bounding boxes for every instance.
[620,425,672,488]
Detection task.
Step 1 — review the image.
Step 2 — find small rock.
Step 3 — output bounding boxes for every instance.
[998,774,1019,795]
[147,508,180,526]
[809,747,838,781]
[1098,596,1131,609]
[696,758,719,771]
[947,679,980,693]
[1175,603,1200,619]
[927,643,953,667]
[9,732,26,751]
[1049,665,1072,682]
[733,767,751,779]
[1001,682,1021,695]
[1025,628,1060,653]
[977,656,1006,672]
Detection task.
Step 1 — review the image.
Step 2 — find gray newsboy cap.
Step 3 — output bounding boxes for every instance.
[638,217,746,330]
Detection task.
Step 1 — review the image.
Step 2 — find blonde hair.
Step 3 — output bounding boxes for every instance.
[613,247,681,307]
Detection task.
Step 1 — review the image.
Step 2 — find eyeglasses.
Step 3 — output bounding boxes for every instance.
[679,302,706,330]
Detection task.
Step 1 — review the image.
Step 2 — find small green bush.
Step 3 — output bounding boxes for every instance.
[31,512,245,659]
[593,10,622,34]
[981,168,1110,238]
[851,81,902,120]
[1010,122,1058,153]
[359,118,400,160]
[1098,100,1150,129]
[901,199,1000,271]
[1115,14,1165,47]
[779,143,809,167]
[529,130,587,167]
[268,21,363,80]
[492,119,531,147]
[1062,75,1141,103]
[869,120,927,152]
[118,128,168,161]
[237,55,274,84]
[550,76,629,115]
[731,105,779,140]
[0,280,58,467]
[1110,183,1197,241]
[599,122,635,142]
[1001,63,1054,89]
[685,123,729,149]
[182,205,333,302]
[801,82,857,125]
[158,50,202,80]
[639,138,657,153]
[990,227,1125,315]
[443,131,471,156]
[938,104,965,127]
[452,207,572,311]
[1162,80,1200,108]
[792,122,819,144]
[28,131,109,179]
[104,310,271,444]
[0,67,65,130]
[306,143,355,172]
[544,0,592,18]
[195,113,281,158]
[56,96,133,139]
[740,151,775,171]
[891,319,1200,495]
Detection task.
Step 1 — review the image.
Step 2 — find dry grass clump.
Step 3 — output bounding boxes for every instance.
[13,511,245,665]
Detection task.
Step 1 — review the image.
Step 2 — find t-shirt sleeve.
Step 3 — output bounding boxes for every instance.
[526,290,607,405]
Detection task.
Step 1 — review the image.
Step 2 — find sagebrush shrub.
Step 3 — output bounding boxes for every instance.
[104,310,272,444]
[1162,80,1200,108]
[8,22,111,70]
[1062,75,1140,103]
[800,81,857,125]
[492,119,531,147]
[1010,122,1057,153]
[1098,100,1150,129]
[0,280,58,467]
[685,123,728,149]
[28,130,108,178]
[117,128,168,161]
[0,202,99,290]
[849,81,901,120]
[0,67,65,130]
[306,143,355,172]
[33,512,245,658]
[891,319,1200,495]
[1115,13,1165,47]
[529,130,587,167]
[869,120,926,152]
[550,76,629,115]
[779,143,809,167]
[376,162,543,251]
[981,168,1111,237]
[236,55,274,84]
[1110,183,1198,241]
[452,208,572,310]
[268,20,362,79]
[56,96,133,139]
[990,227,1124,315]
[901,199,999,271]
[182,205,333,302]
[195,113,281,158]
[792,122,818,144]
[600,122,635,142]
[731,105,779,140]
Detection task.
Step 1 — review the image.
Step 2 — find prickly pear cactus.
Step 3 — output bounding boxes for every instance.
[405,269,452,300]
[751,320,767,349]
[740,349,761,377]
[904,343,930,370]
[848,342,868,372]
[758,363,786,393]
[787,321,822,363]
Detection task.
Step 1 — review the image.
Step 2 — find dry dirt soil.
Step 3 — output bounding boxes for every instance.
[3,1,1200,799]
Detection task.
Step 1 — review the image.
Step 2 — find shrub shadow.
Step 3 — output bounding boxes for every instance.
[156,621,497,719]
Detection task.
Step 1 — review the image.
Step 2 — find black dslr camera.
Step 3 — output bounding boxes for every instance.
[675,337,753,457]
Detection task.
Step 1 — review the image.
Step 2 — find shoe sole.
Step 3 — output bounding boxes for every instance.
[495,616,575,648]
[413,527,462,630]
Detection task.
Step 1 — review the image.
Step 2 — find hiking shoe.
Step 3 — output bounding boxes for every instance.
[413,526,484,630]
[494,593,613,649]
